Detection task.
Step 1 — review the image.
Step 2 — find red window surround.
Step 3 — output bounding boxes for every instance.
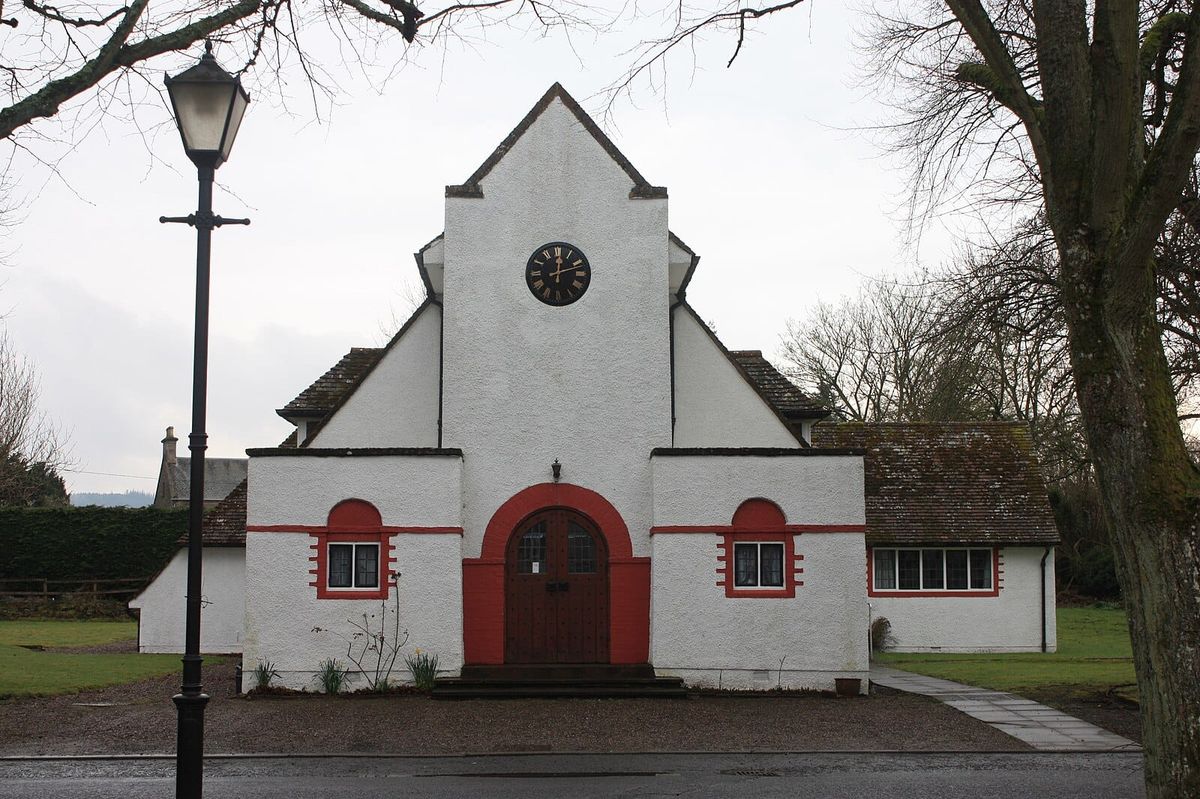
[716,499,805,599]
[866,547,1002,598]
[308,499,397,600]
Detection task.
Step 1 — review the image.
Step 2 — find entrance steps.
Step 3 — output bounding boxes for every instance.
[431,664,687,699]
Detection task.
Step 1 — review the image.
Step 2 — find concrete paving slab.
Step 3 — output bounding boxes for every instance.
[871,665,1141,753]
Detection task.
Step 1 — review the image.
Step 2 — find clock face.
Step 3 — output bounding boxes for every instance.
[526,242,591,306]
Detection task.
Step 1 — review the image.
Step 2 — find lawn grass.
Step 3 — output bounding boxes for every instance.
[0,619,137,648]
[0,619,181,698]
[876,606,1137,699]
[0,643,181,698]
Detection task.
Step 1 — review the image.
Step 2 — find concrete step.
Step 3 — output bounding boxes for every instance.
[431,674,688,700]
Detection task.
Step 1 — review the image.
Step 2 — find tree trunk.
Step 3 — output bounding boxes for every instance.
[1060,242,1200,797]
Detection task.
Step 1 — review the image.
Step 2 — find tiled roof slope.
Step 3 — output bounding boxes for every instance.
[180,479,247,547]
[166,458,248,504]
[729,351,827,419]
[278,347,382,418]
[810,422,1059,546]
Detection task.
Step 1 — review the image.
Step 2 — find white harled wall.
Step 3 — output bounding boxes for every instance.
[129,547,245,654]
[672,309,798,448]
[870,546,1058,653]
[649,454,870,691]
[243,454,463,690]
[310,303,441,449]
[441,96,672,559]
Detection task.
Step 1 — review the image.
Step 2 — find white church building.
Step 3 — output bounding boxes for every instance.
[131,84,1060,692]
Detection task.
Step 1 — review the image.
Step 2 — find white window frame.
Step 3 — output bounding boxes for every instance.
[733,541,786,589]
[872,547,994,593]
[327,542,380,590]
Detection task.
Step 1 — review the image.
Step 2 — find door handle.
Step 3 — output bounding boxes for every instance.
[544,581,569,593]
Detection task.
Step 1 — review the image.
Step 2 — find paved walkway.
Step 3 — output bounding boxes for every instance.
[871,665,1140,752]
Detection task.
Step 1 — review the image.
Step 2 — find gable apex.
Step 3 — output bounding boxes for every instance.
[446,83,667,200]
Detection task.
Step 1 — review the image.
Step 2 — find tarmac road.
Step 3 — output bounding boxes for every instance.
[0,751,1146,798]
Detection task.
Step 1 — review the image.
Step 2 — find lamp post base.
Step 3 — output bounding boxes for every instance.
[173,690,210,799]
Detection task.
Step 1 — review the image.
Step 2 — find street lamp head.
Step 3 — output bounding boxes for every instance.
[164,41,249,170]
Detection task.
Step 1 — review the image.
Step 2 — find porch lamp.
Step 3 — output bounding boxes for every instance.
[160,40,250,799]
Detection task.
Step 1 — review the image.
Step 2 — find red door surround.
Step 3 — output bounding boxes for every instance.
[463,483,650,665]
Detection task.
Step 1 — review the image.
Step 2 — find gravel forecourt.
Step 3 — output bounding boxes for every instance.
[0,659,1036,756]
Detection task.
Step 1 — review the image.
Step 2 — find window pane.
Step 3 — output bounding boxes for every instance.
[898,550,921,590]
[970,549,992,589]
[922,549,944,589]
[734,544,758,587]
[567,522,596,573]
[517,522,546,574]
[874,549,896,589]
[946,550,968,589]
[760,543,784,587]
[355,544,379,588]
[328,544,352,588]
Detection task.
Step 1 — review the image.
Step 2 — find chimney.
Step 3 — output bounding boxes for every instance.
[163,426,178,465]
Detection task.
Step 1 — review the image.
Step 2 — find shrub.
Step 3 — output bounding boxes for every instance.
[404,649,439,691]
[870,616,894,654]
[314,658,349,695]
[253,660,280,690]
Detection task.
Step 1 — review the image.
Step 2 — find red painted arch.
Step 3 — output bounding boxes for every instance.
[480,483,634,560]
[463,482,649,665]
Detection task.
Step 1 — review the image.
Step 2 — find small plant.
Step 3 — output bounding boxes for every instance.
[253,660,280,690]
[404,649,440,691]
[870,616,894,654]
[312,573,409,693]
[314,657,350,694]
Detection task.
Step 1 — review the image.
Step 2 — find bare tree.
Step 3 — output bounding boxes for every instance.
[865,4,1200,793]
[0,332,69,505]
[780,278,990,424]
[693,0,1200,788]
[0,0,598,146]
[781,254,1087,483]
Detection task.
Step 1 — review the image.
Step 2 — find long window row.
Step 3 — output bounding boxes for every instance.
[873,547,993,592]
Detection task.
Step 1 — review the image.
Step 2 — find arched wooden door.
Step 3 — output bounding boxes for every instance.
[504,509,610,664]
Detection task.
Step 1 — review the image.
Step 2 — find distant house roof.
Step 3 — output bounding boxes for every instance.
[277,347,383,419]
[728,351,827,420]
[810,422,1058,546]
[161,457,248,505]
[184,479,248,547]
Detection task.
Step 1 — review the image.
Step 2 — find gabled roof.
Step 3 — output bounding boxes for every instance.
[445,83,667,200]
[809,422,1059,546]
[278,347,383,420]
[161,458,247,504]
[729,351,828,420]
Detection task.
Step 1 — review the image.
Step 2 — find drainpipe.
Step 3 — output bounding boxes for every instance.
[1040,546,1051,653]
[668,300,681,447]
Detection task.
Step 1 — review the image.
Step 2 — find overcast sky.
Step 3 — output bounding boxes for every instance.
[7,1,969,495]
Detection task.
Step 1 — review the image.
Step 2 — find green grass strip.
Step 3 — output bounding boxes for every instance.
[876,607,1137,696]
[0,643,180,698]
[0,619,137,648]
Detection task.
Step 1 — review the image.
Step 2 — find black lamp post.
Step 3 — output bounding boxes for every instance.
[161,40,249,799]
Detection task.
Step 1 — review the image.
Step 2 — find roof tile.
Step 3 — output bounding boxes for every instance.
[729,351,827,419]
[810,422,1058,546]
[279,348,382,418]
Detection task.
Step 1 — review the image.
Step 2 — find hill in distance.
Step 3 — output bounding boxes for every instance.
[70,490,154,508]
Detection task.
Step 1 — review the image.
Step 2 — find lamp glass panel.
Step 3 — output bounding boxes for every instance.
[172,83,236,153]
[220,89,249,162]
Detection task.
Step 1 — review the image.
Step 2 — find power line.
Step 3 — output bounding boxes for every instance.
[62,468,157,481]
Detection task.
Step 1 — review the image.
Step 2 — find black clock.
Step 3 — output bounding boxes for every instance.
[526,242,591,306]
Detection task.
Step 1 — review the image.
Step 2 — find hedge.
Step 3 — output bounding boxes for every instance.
[0,506,188,582]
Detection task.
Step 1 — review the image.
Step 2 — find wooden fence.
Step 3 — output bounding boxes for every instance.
[0,577,151,602]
